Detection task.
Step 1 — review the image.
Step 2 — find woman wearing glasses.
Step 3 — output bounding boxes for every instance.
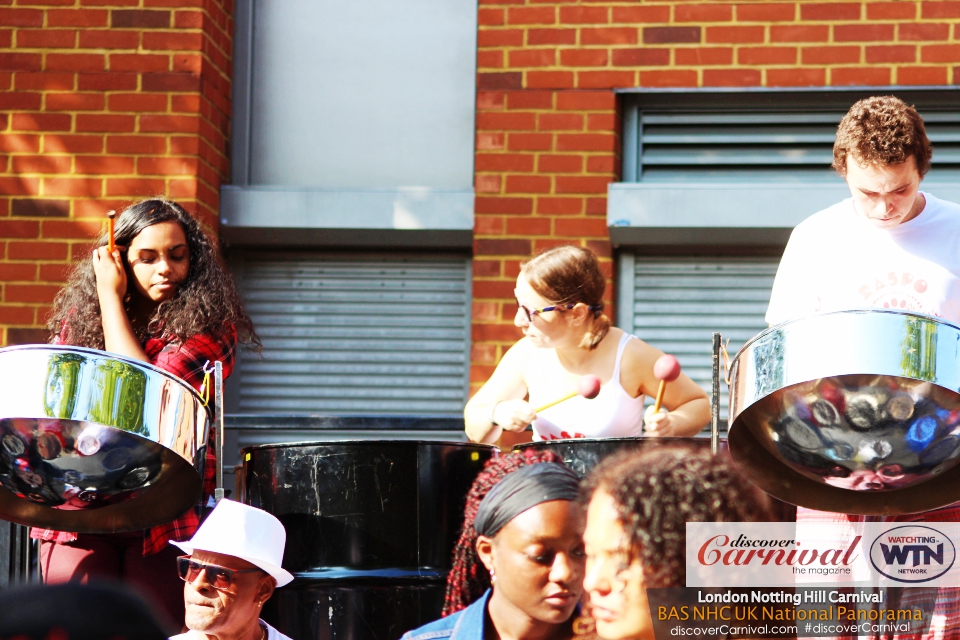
[464,245,708,444]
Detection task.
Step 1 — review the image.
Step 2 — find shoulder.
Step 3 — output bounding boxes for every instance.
[790,199,853,237]
[620,333,660,366]
[401,594,487,640]
[400,610,464,640]
[922,191,960,220]
[265,621,293,640]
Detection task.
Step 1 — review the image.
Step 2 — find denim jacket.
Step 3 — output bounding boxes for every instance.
[400,590,492,640]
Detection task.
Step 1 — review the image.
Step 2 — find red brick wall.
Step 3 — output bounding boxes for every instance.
[471,0,960,397]
[0,0,233,344]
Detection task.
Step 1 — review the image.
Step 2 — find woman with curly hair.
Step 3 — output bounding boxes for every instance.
[581,445,773,640]
[34,198,259,625]
[403,450,585,640]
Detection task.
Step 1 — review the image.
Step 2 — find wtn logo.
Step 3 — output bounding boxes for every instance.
[870,526,956,584]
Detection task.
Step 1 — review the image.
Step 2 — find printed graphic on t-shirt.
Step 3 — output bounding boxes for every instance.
[858,271,938,317]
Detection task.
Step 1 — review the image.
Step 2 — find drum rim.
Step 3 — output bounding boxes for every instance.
[241,439,500,452]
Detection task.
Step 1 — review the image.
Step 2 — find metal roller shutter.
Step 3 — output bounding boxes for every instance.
[236,256,471,415]
[620,257,778,426]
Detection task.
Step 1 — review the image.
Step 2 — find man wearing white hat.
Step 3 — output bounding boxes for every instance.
[169,500,294,640]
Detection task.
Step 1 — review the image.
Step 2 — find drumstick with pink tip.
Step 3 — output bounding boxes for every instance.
[534,374,602,413]
[652,354,682,414]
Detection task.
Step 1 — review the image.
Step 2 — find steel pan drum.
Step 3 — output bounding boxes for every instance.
[0,345,209,533]
[728,310,960,515]
[239,440,496,640]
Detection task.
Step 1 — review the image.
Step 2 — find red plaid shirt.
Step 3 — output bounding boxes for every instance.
[32,328,237,556]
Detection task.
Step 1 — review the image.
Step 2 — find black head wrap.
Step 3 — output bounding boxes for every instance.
[474,462,580,538]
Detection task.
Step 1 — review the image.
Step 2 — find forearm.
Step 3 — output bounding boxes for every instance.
[464,400,502,444]
[99,296,148,362]
[664,397,711,436]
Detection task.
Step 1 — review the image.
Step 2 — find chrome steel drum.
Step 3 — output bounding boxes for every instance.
[0,345,209,533]
[728,310,960,515]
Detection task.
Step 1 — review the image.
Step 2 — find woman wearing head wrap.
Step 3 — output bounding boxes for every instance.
[580,445,773,640]
[402,451,585,640]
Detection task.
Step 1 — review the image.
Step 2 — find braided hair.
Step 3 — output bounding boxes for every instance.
[442,448,565,616]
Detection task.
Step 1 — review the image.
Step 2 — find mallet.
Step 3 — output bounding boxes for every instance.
[652,354,682,413]
[534,374,602,413]
[106,210,117,253]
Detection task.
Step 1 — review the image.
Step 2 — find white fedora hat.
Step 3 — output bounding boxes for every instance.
[172,499,294,587]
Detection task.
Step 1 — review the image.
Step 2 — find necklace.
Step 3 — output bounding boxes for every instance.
[258,622,266,640]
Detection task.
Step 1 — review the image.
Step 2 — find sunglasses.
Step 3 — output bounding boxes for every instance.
[515,299,602,322]
[177,556,262,590]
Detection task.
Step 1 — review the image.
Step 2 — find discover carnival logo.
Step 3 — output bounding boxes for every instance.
[869,525,956,583]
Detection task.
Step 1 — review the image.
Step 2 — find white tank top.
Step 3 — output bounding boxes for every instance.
[530,333,646,441]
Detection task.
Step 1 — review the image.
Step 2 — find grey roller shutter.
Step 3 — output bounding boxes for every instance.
[236,256,471,415]
[623,258,779,426]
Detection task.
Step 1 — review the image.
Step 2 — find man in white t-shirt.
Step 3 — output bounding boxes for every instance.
[766,95,960,326]
[768,96,960,640]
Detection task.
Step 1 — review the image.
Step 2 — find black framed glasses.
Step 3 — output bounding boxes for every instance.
[515,299,603,322]
[177,556,262,590]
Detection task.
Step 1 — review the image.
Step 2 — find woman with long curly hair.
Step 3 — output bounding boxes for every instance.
[403,450,585,640]
[581,445,773,640]
[34,198,259,626]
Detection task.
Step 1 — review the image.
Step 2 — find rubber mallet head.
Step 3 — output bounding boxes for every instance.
[578,374,602,400]
[652,354,682,413]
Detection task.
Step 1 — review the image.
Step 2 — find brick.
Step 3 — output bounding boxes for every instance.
[0,9,43,27]
[76,114,135,133]
[75,156,134,174]
[12,199,69,218]
[11,114,71,132]
[560,49,608,67]
[0,134,40,152]
[476,153,534,172]
[559,6,608,23]
[771,25,830,42]
[675,47,734,66]
[16,29,76,48]
[508,49,555,68]
[736,3,795,21]
[922,1,960,18]
[767,67,827,87]
[478,8,504,26]
[538,154,582,173]
[506,6,555,25]
[6,284,61,303]
[706,25,765,44]
[556,91,615,111]
[169,94,200,113]
[505,175,551,193]
[507,133,553,151]
[612,48,670,66]
[46,92,104,111]
[474,238,532,257]
[471,300,500,321]
[867,3,917,19]
[738,46,797,65]
[111,8,170,27]
[675,4,733,22]
[577,71,636,89]
[555,176,611,194]
[477,91,505,111]
[143,31,203,51]
[801,3,861,20]
[527,71,574,89]
[834,24,895,42]
[0,53,41,71]
[168,136,199,154]
[137,156,198,175]
[506,217,551,235]
[0,307,37,325]
[537,197,583,215]
[43,177,102,197]
[78,72,137,91]
[866,45,916,64]
[0,92,40,110]
[43,134,102,153]
[8,242,67,260]
[703,68,762,87]
[12,155,72,174]
[0,264,37,280]
[585,198,607,215]
[899,23,950,40]
[612,6,670,23]
[802,46,861,65]
[171,54,201,75]
[15,72,73,90]
[0,220,39,238]
[107,135,166,154]
[47,9,108,27]
[478,30,524,47]
[471,322,524,343]
[38,264,70,283]
[922,45,960,63]
[140,115,199,133]
[46,53,105,72]
[587,113,616,132]
[78,29,139,49]
[475,197,534,215]
[538,113,583,131]
[477,112,536,131]
[527,29,576,45]
[109,93,168,112]
[831,67,891,85]
[898,66,948,85]
[643,26,700,44]
[478,72,523,90]
[141,73,200,92]
[639,69,699,88]
[477,132,505,150]
[474,218,504,237]
[172,10,203,28]
[477,50,503,69]
[554,217,607,238]
[556,133,616,152]
[582,27,638,45]
[105,178,166,196]
[475,174,501,193]
[586,156,615,173]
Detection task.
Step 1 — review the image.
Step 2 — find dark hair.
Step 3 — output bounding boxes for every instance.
[48,198,259,350]
[443,449,566,616]
[833,96,933,177]
[521,245,610,350]
[581,445,773,589]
